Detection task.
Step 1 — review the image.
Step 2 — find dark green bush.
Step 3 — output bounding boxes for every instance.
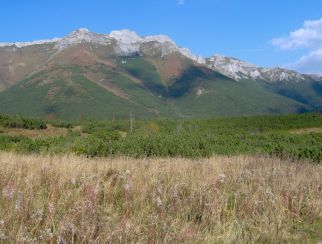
[48,120,73,128]
[0,114,47,130]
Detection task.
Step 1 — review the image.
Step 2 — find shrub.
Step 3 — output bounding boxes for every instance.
[48,120,73,128]
[0,114,47,130]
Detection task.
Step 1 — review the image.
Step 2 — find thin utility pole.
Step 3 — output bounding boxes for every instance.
[130,112,133,133]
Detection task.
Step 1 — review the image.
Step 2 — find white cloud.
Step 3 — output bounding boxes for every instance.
[271,18,322,75]
[177,0,185,5]
[289,48,322,75]
[272,18,322,50]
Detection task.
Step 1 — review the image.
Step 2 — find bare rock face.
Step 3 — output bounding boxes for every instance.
[206,55,318,83]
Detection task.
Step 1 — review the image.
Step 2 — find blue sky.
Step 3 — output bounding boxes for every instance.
[1,0,322,73]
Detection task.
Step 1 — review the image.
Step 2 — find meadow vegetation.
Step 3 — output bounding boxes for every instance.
[0,112,321,162]
[0,112,321,242]
[0,153,321,243]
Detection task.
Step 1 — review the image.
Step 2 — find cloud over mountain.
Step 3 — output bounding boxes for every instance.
[272,18,322,74]
[272,18,322,50]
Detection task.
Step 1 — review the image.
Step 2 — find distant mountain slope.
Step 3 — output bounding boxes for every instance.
[205,55,319,83]
[0,29,320,119]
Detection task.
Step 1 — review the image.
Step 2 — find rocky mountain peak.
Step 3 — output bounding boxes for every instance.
[206,55,318,83]
[0,28,320,82]
[55,28,112,49]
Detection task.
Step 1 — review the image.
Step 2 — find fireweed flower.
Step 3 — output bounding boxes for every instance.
[172,184,179,199]
[123,181,133,192]
[48,203,55,215]
[218,174,226,183]
[2,184,15,199]
[156,196,162,208]
[13,192,24,210]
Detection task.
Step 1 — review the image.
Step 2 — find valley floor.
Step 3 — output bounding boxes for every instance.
[0,153,321,243]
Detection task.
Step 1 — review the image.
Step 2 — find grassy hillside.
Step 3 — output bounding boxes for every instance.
[0,65,311,120]
[116,57,167,95]
[262,80,322,111]
[175,78,309,117]
[0,66,173,120]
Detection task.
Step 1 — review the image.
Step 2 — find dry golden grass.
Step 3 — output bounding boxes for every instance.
[0,153,321,243]
[0,125,68,138]
[0,125,85,139]
[291,127,322,134]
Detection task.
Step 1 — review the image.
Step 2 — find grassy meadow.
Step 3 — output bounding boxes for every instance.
[0,112,321,242]
[0,153,321,243]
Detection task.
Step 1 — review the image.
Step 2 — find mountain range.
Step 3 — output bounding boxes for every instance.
[0,28,321,120]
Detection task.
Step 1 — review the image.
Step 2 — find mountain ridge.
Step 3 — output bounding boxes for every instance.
[0,28,321,120]
[0,28,319,82]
